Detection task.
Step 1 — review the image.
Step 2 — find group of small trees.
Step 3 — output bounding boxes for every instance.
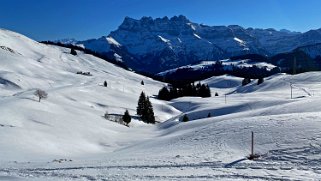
[137,92,155,124]
[158,83,211,101]
[104,92,155,126]
[76,71,92,76]
[242,78,264,86]
[181,112,212,123]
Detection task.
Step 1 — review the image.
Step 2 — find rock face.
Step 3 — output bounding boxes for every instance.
[71,15,321,73]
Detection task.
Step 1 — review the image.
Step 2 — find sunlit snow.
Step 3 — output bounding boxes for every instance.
[1,29,321,180]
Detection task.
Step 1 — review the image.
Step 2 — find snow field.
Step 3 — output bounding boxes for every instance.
[1,29,321,180]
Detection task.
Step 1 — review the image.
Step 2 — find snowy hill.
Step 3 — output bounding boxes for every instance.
[67,16,321,73]
[0,28,179,161]
[2,29,321,180]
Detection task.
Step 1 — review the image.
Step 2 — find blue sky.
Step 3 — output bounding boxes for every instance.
[1,0,321,41]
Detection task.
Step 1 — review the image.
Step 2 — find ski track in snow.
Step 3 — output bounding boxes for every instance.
[1,159,320,180]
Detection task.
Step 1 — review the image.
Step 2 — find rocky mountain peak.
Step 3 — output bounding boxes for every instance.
[119,15,191,31]
[169,15,190,23]
[74,15,321,74]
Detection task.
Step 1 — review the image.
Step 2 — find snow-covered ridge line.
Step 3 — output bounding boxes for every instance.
[62,15,321,73]
[158,59,277,76]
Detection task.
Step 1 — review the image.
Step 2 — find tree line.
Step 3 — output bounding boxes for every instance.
[157,60,281,83]
[158,82,211,101]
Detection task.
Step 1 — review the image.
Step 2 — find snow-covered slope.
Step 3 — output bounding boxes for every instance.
[2,29,321,180]
[0,28,180,161]
[70,16,321,73]
[2,71,321,180]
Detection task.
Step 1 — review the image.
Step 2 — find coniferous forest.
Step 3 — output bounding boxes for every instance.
[158,82,211,101]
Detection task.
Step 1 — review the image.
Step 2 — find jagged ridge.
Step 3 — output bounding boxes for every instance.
[58,15,321,73]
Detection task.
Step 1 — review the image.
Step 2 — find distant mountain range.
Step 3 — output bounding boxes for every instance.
[56,15,321,74]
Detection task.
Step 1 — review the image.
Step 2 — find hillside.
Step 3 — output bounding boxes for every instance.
[0,28,179,161]
[2,29,321,180]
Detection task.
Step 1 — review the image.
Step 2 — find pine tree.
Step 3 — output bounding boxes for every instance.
[184,83,194,96]
[199,84,208,97]
[195,82,201,96]
[137,92,146,116]
[141,80,144,85]
[70,48,77,55]
[206,85,211,97]
[158,87,170,100]
[207,113,211,117]
[182,114,189,122]
[169,87,178,99]
[122,110,131,126]
[242,78,251,86]
[257,78,264,85]
[104,81,107,87]
[137,92,155,124]
[142,97,155,124]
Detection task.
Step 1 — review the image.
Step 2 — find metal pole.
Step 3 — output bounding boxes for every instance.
[251,131,254,156]
[290,83,293,99]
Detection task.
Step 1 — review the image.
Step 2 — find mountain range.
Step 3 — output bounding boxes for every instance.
[57,15,321,74]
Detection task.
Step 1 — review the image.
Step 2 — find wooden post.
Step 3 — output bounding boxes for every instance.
[251,131,254,156]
